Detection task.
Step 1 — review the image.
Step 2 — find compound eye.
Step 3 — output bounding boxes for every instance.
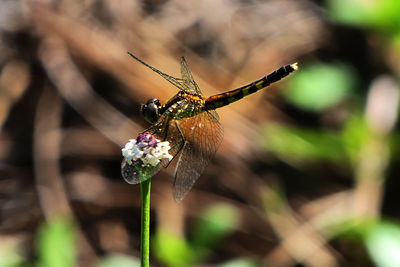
[141,98,161,124]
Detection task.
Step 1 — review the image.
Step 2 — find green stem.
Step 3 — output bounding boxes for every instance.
[140,178,151,267]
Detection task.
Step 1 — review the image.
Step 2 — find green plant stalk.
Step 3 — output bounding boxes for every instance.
[140,178,151,267]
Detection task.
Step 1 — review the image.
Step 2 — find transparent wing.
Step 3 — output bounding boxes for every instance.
[121,113,186,183]
[122,103,223,200]
[121,157,162,184]
[128,52,184,91]
[180,56,203,96]
[173,110,223,201]
[145,115,185,168]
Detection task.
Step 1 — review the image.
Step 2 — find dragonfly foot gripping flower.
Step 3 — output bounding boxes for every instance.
[121,132,173,184]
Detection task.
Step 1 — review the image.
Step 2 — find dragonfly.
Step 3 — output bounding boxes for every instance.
[122,52,298,201]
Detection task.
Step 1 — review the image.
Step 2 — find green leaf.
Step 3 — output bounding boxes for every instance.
[327,0,372,27]
[366,222,400,267]
[191,203,240,249]
[341,114,370,165]
[260,123,347,164]
[36,218,76,267]
[329,219,400,267]
[327,0,400,33]
[285,63,356,111]
[153,230,195,267]
[366,0,400,33]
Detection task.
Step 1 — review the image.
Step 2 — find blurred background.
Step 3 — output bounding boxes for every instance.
[1,0,400,266]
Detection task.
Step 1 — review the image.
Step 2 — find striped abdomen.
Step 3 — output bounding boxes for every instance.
[204,63,298,110]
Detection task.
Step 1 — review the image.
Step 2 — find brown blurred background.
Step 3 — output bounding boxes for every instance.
[1,0,400,266]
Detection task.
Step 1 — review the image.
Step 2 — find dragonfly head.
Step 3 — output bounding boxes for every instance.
[141,98,161,124]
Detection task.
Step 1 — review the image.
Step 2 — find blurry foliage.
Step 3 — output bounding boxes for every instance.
[190,203,240,249]
[328,0,400,34]
[327,0,400,56]
[36,218,76,267]
[153,203,239,266]
[1,0,400,266]
[153,230,195,267]
[285,62,356,111]
[35,219,141,267]
[260,114,370,167]
[340,114,370,165]
[366,222,400,267]
[261,123,347,164]
[257,1,400,265]
[333,219,400,267]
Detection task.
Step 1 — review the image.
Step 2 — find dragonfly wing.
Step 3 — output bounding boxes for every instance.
[180,56,203,96]
[121,113,186,183]
[128,52,185,91]
[173,110,224,201]
[145,116,185,168]
[121,157,162,184]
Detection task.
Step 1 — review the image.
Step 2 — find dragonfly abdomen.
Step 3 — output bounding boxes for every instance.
[204,63,298,110]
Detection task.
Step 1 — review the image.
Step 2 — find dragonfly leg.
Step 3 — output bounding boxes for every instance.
[161,120,185,168]
[162,118,171,141]
[175,120,186,149]
[165,120,185,167]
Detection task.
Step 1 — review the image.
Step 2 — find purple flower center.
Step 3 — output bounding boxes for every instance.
[136,132,158,148]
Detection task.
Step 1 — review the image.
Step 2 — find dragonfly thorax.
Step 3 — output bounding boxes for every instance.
[141,98,162,124]
[165,92,205,119]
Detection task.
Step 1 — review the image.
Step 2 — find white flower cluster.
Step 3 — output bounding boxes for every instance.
[122,137,173,167]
